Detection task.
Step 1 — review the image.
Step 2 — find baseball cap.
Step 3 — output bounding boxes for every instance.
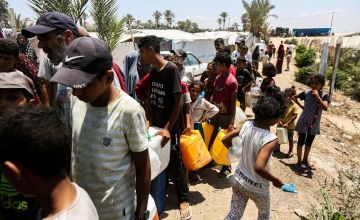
[235,37,245,44]
[0,71,35,97]
[170,49,187,58]
[22,11,79,38]
[50,37,113,88]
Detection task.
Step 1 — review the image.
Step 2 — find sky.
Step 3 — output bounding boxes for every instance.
[6,0,360,34]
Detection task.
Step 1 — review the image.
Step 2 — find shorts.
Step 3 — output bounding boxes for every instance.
[287,129,294,141]
[298,133,315,147]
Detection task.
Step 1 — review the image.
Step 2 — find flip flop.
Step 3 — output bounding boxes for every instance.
[180,203,192,220]
[296,163,307,172]
[285,153,294,158]
[305,160,316,170]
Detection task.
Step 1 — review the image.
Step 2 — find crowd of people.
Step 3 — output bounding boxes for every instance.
[0,11,330,220]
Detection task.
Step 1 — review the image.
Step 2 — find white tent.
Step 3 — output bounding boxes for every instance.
[194,31,249,45]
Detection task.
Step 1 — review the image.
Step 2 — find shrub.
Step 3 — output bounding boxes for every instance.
[325,68,348,89]
[295,65,318,84]
[295,47,316,68]
[284,38,299,46]
[296,44,307,54]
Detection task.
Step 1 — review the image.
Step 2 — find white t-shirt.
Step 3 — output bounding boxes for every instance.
[38,183,98,220]
[234,121,277,194]
[191,97,219,122]
[71,89,148,220]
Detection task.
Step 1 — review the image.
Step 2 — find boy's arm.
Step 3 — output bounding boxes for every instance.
[202,99,219,120]
[283,114,297,127]
[131,150,151,218]
[292,94,304,110]
[312,90,329,111]
[183,103,192,135]
[228,90,237,130]
[254,140,284,188]
[222,125,243,148]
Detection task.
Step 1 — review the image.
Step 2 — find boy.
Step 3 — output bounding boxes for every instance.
[0,71,39,220]
[0,105,98,220]
[50,37,150,220]
[209,52,238,178]
[240,46,252,63]
[138,35,191,219]
[235,57,254,112]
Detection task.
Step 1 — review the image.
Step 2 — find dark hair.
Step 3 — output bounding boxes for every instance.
[189,81,204,91]
[0,105,71,178]
[253,85,288,119]
[236,57,246,64]
[214,52,232,68]
[214,38,225,45]
[308,73,325,86]
[241,45,248,51]
[138,35,161,53]
[0,38,19,57]
[284,86,296,97]
[262,63,277,77]
[223,46,231,54]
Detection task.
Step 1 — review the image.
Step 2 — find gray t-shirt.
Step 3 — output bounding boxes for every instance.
[295,90,330,135]
[38,183,98,220]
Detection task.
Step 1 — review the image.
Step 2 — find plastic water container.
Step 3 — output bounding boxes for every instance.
[148,127,171,175]
[180,130,212,171]
[148,195,159,220]
[228,136,243,163]
[148,147,161,180]
[276,127,289,144]
[256,77,263,87]
[202,122,214,148]
[234,107,247,126]
[210,129,230,165]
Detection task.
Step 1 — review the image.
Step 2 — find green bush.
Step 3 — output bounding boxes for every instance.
[325,68,348,89]
[296,44,307,54]
[344,65,360,101]
[284,38,299,46]
[295,65,318,84]
[295,47,316,68]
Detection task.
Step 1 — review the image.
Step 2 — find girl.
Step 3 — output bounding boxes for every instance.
[260,63,276,93]
[223,85,292,220]
[275,86,298,157]
[294,74,329,170]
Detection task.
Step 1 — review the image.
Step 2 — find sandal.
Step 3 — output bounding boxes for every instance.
[180,203,192,220]
[297,162,307,171]
[285,153,294,158]
[190,172,201,182]
[304,160,316,170]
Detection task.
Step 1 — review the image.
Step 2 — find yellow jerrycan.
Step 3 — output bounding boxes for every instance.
[202,121,214,148]
[180,130,212,171]
[210,129,230,166]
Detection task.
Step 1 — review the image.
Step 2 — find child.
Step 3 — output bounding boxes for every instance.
[275,86,298,157]
[50,37,151,220]
[189,82,219,125]
[235,57,254,112]
[0,71,39,220]
[202,62,217,101]
[223,86,292,220]
[262,51,270,66]
[285,50,292,71]
[0,105,99,220]
[209,52,238,178]
[260,63,276,93]
[294,74,329,170]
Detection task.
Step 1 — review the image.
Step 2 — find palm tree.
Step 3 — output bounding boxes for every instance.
[91,0,125,50]
[241,0,277,36]
[241,13,249,31]
[217,18,222,30]
[15,13,29,30]
[135,20,142,28]
[163,9,175,27]
[219,12,228,30]
[27,0,88,22]
[0,0,10,27]
[79,11,88,27]
[125,14,135,29]
[232,22,240,31]
[153,10,162,28]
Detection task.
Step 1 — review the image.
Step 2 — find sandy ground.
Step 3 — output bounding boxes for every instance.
[160,37,360,220]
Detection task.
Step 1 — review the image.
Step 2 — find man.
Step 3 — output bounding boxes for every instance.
[214,38,225,53]
[171,49,190,83]
[231,37,245,61]
[50,37,150,220]
[240,45,252,63]
[21,12,124,129]
[138,36,192,220]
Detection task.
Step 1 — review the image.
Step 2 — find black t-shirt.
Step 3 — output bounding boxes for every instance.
[0,173,39,220]
[149,62,182,133]
[236,68,254,92]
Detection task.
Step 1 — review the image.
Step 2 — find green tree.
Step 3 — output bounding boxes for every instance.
[232,22,240,31]
[177,19,199,33]
[241,13,249,31]
[217,18,222,30]
[0,0,10,27]
[219,11,228,30]
[163,9,175,27]
[79,11,88,27]
[15,13,29,30]
[135,20,142,28]
[125,14,135,29]
[27,0,89,22]
[153,10,162,28]
[241,0,277,37]
[144,19,153,29]
[91,0,125,50]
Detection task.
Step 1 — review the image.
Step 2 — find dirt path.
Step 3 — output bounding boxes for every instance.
[161,37,360,220]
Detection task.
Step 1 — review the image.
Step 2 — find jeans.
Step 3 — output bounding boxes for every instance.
[150,170,167,214]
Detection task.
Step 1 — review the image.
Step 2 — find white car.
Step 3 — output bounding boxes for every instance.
[161,51,208,82]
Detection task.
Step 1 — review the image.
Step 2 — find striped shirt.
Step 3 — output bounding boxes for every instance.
[71,89,148,220]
